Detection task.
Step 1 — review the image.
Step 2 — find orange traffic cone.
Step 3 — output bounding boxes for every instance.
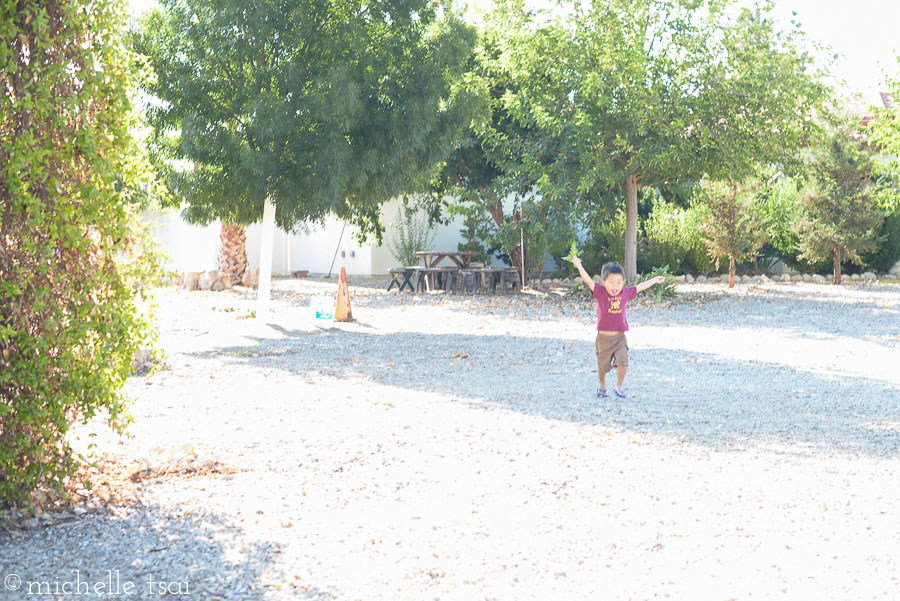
[334,266,355,322]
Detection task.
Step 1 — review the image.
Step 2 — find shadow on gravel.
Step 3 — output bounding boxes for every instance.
[191,327,900,460]
[630,285,900,345]
[0,504,331,601]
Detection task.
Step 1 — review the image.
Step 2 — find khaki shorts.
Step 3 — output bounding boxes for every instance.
[595,332,628,374]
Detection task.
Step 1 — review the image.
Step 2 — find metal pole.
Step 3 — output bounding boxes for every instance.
[327,222,346,278]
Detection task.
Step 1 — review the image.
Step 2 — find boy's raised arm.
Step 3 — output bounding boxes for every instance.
[572,256,595,291]
[635,275,666,293]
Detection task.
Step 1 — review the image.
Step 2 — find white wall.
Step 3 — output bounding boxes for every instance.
[145,196,526,277]
[375,197,475,273]
[245,216,376,276]
[142,210,220,272]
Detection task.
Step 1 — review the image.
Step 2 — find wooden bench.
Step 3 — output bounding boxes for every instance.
[461,267,521,294]
[421,266,459,292]
[386,267,417,292]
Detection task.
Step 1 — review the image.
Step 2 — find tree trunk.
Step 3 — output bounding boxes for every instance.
[217,222,248,286]
[729,255,736,288]
[624,174,639,282]
[833,247,841,284]
[257,196,276,320]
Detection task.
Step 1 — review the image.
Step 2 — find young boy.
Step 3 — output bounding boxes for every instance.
[571,256,664,399]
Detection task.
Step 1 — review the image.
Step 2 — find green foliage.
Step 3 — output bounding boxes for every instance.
[495,207,556,277]
[643,194,716,275]
[578,210,628,276]
[1,0,162,507]
[635,265,678,303]
[795,120,883,282]
[134,0,485,241]
[448,202,493,265]
[431,16,570,279]
[385,203,436,267]
[483,0,827,280]
[869,57,900,184]
[562,240,580,264]
[862,211,900,273]
[755,175,804,263]
[698,179,768,284]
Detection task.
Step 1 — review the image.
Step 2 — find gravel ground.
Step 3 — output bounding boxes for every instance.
[2,277,900,600]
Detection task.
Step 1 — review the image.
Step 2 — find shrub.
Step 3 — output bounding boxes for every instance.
[1,0,162,507]
[755,175,814,271]
[496,199,575,279]
[862,211,900,273]
[385,202,436,267]
[644,196,716,275]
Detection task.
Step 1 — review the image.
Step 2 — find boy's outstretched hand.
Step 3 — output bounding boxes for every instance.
[571,255,583,269]
[652,275,665,285]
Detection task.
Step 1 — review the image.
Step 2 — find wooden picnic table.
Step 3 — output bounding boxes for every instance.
[414,251,479,269]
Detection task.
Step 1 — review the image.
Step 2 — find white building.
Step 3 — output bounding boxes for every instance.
[142,197,475,277]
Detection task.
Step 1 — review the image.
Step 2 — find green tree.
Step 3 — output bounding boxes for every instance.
[486,0,826,281]
[1,0,162,505]
[869,57,900,183]
[795,121,883,284]
[430,22,549,280]
[698,180,767,287]
[866,57,900,274]
[134,0,484,303]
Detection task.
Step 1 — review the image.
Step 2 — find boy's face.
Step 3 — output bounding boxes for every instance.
[602,273,626,296]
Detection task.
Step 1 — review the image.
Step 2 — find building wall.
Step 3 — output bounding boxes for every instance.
[245,216,373,276]
[144,198,477,277]
[142,210,220,272]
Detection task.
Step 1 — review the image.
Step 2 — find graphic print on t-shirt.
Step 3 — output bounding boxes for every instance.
[592,285,637,331]
[608,298,622,314]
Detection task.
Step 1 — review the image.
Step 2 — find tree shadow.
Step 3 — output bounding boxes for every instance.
[341,283,900,346]
[671,284,900,344]
[0,500,332,600]
[191,326,900,459]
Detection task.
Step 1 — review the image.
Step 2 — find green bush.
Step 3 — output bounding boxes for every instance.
[644,197,716,275]
[756,175,802,262]
[862,211,900,273]
[1,0,162,507]
[385,202,436,267]
[760,178,830,274]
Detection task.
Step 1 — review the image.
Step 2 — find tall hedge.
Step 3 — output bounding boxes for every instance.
[1,0,160,506]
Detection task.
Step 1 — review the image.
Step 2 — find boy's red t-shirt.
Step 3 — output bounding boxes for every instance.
[591,284,637,331]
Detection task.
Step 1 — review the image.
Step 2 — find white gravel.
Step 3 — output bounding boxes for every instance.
[2,277,900,600]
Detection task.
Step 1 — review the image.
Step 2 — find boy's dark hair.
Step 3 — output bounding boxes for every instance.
[601,262,625,280]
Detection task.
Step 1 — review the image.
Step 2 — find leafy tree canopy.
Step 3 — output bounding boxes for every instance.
[795,118,883,283]
[2,0,162,505]
[870,58,900,157]
[134,0,485,240]
[479,0,828,279]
